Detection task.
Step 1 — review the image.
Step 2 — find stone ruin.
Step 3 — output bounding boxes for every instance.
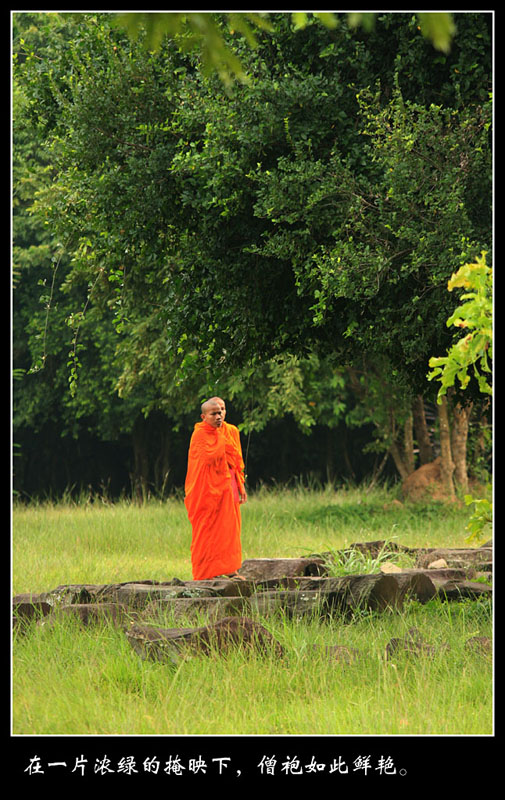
[12,540,492,666]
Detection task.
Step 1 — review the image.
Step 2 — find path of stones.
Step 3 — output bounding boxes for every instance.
[13,540,492,665]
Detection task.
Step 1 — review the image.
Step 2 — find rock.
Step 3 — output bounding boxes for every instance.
[346,540,415,558]
[37,602,133,628]
[300,572,434,601]
[391,572,438,604]
[385,627,449,661]
[428,558,449,569]
[125,616,284,664]
[101,579,254,609]
[249,572,436,618]
[465,636,492,656]
[141,596,249,624]
[415,548,492,572]
[112,583,216,608]
[13,593,52,630]
[12,539,493,660]
[185,579,255,597]
[379,563,403,573]
[475,571,492,583]
[390,567,475,584]
[308,571,436,607]
[40,584,96,607]
[332,572,435,613]
[238,557,327,581]
[249,590,325,618]
[254,577,301,591]
[436,580,492,601]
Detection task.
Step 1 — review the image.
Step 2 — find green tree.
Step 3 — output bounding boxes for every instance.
[13,11,492,496]
[112,11,458,83]
[12,14,193,499]
[16,13,490,395]
[428,251,492,532]
[428,251,492,400]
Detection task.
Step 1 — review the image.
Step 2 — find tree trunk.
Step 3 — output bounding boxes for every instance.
[387,406,417,480]
[437,397,456,501]
[131,415,149,504]
[404,411,415,475]
[389,439,411,481]
[368,451,389,490]
[340,425,356,482]
[451,401,472,493]
[412,395,434,464]
[387,409,410,480]
[152,412,171,497]
[325,428,335,485]
[473,399,491,477]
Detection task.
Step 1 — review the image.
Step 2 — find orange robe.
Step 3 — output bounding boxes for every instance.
[184,421,244,580]
[221,421,246,501]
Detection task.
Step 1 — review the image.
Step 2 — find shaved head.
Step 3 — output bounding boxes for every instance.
[209,396,226,419]
[200,399,223,428]
[201,399,220,413]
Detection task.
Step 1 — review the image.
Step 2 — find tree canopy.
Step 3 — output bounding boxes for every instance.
[12,11,492,498]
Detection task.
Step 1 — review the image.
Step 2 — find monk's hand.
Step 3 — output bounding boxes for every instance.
[239,489,247,504]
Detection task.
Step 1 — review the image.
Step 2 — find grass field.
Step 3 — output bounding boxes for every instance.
[12,485,493,736]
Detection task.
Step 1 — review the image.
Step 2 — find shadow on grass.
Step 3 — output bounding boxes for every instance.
[292,500,461,527]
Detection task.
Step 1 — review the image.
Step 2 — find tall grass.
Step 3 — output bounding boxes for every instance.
[12,486,492,735]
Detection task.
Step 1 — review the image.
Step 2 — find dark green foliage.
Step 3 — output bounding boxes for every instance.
[13,11,492,498]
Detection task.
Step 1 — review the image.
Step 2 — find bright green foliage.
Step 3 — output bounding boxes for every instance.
[427,251,493,544]
[427,250,493,545]
[417,12,456,53]
[464,492,492,544]
[428,252,492,400]
[112,11,457,80]
[112,12,274,87]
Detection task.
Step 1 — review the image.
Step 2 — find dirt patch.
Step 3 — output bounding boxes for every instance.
[401,458,453,502]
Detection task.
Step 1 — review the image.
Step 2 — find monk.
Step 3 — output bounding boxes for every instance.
[184,399,246,581]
